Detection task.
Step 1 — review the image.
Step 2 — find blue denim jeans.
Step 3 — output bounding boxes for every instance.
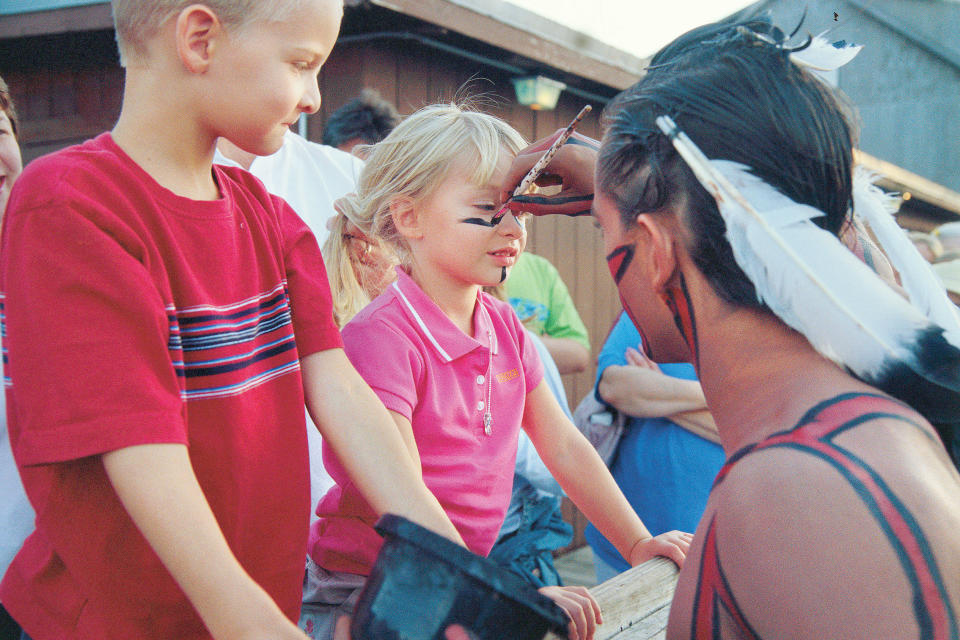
[488,478,572,588]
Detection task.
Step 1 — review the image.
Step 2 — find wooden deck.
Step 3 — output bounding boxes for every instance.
[550,553,679,640]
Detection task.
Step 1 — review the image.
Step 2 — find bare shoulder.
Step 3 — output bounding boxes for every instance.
[670,402,960,640]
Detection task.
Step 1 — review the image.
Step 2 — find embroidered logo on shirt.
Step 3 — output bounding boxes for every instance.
[496,368,520,384]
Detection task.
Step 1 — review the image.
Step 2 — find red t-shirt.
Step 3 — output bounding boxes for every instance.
[0,133,342,639]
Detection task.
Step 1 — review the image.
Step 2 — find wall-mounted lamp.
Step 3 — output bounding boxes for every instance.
[512,75,566,111]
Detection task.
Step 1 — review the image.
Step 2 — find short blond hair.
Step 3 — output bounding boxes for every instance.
[111,0,308,66]
[335,103,527,268]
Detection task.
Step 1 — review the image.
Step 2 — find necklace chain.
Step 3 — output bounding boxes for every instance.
[483,326,493,435]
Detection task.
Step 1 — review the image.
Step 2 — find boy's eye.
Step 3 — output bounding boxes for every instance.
[474,203,497,212]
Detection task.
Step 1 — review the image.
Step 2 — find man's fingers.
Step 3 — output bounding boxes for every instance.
[508,193,593,217]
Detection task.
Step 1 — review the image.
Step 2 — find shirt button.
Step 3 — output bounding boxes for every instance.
[476,401,485,411]
[476,375,485,385]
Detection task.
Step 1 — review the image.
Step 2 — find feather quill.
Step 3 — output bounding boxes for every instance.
[656,115,960,421]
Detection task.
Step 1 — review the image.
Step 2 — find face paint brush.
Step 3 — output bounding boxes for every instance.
[492,104,592,224]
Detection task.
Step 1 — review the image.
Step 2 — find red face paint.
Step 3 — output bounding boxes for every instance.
[662,274,699,369]
[607,243,656,358]
[605,244,635,284]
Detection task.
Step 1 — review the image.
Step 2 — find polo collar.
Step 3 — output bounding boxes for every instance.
[390,267,498,362]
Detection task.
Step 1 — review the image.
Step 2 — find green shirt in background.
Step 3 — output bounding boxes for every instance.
[505,252,590,350]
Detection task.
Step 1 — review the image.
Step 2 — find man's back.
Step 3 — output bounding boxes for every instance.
[668,392,960,639]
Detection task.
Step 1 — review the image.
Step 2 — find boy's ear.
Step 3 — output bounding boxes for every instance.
[175,5,222,73]
[389,196,422,240]
[634,213,679,292]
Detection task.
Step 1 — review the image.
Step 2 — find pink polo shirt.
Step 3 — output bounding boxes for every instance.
[309,267,544,575]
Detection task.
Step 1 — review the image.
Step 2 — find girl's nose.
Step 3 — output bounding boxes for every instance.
[497,212,525,237]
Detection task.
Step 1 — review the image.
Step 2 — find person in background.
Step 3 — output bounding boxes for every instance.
[0,72,26,640]
[505,251,590,374]
[908,229,943,263]
[934,220,960,261]
[586,311,722,583]
[321,88,400,158]
[216,128,362,248]
[933,259,960,306]
[323,207,398,328]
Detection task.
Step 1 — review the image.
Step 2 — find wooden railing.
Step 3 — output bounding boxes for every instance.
[546,557,679,640]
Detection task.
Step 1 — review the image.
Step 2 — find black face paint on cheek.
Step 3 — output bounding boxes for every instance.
[460,217,501,228]
[605,244,635,284]
[499,266,507,283]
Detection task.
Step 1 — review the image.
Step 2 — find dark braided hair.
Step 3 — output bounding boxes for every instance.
[597,16,858,309]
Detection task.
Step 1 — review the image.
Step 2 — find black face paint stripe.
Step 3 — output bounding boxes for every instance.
[460,217,501,228]
[500,266,507,283]
[511,194,594,207]
[664,273,700,370]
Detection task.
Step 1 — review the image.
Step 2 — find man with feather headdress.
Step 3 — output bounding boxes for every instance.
[500,16,960,640]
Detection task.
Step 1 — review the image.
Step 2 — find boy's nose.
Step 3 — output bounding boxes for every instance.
[301,80,322,115]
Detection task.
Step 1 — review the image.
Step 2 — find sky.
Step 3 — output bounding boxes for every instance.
[513,0,758,59]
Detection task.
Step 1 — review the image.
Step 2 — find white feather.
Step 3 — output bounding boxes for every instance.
[654,115,960,405]
[713,159,933,379]
[852,168,960,342]
[789,33,863,71]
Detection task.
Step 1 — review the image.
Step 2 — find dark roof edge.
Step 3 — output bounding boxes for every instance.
[367,0,648,89]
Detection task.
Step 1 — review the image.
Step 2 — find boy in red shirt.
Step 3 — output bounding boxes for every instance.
[0,2,460,638]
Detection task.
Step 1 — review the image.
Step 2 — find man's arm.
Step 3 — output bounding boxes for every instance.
[301,348,463,545]
[599,345,719,442]
[598,365,707,418]
[103,444,307,640]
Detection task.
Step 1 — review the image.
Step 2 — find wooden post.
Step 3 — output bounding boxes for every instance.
[545,557,679,640]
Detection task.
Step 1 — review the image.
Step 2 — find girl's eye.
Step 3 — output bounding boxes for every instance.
[474,203,497,212]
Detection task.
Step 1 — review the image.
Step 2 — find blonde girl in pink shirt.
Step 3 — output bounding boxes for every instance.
[304,104,692,640]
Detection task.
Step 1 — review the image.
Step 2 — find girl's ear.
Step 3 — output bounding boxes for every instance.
[389,196,422,240]
[176,5,221,73]
[634,213,679,292]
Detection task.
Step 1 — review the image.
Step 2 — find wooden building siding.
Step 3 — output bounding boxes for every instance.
[754,0,960,194]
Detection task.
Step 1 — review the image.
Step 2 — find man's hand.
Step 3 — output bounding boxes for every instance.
[501,131,599,217]
[539,585,603,640]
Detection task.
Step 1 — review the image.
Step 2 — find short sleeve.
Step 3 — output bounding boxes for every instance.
[1,199,186,465]
[341,317,422,420]
[277,196,343,356]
